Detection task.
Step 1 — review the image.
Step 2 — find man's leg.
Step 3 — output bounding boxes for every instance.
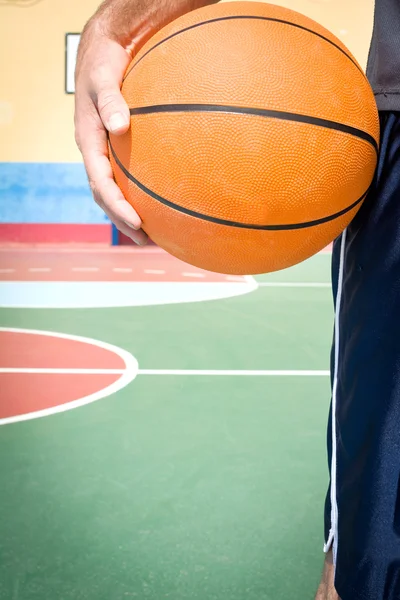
[319,112,400,600]
[314,551,339,600]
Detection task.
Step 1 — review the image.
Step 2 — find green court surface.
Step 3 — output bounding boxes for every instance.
[0,252,333,600]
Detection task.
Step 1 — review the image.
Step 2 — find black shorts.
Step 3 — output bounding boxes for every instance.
[324,112,400,600]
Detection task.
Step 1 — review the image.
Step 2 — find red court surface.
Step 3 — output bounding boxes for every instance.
[0,247,247,282]
[0,373,120,420]
[0,329,137,422]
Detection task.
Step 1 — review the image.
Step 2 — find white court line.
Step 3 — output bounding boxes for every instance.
[0,279,258,308]
[0,269,15,273]
[182,272,206,278]
[0,327,138,426]
[28,268,52,272]
[139,369,329,376]
[71,267,100,272]
[144,269,166,275]
[258,282,330,288]
[0,359,329,426]
[225,275,246,282]
[0,368,329,376]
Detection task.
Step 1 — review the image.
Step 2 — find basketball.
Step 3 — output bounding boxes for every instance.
[109,1,379,275]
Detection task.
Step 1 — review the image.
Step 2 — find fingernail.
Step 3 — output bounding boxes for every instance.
[123,220,137,230]
[108,112,128,133]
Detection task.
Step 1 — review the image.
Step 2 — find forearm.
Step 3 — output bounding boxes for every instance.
[86,0,219,48]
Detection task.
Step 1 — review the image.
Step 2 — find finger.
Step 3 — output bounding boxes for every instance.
[99,191,147,246]
[108,216,149,246]
[91,164,142,230]
[126,227,149,246]
[75,154,143,243]
[76,107,142,230]
[89,42,131,135]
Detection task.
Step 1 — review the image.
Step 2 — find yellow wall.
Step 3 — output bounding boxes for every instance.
[0,0,375,163]
[0,0,99,163]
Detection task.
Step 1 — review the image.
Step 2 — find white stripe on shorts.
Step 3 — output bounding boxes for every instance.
[323,228,347,564]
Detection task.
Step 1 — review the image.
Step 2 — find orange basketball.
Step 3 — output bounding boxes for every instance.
[109,1,379,275]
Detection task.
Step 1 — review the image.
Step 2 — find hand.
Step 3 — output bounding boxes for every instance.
[74,0,218,245]
[74,6,150,245]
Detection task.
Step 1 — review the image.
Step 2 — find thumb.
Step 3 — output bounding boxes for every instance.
[92,45,131,135]
[96,81,131,135]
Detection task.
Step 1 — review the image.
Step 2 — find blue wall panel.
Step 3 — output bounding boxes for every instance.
[0,163,109,224]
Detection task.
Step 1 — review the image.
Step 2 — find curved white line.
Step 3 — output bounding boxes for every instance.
[0,280,258,309]
[243,275,259,292]
[0,327,139,426]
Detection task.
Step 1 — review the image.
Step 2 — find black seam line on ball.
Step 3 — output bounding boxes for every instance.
[129,104,379,153]
[123,15,363,83]
[109,143,369,230]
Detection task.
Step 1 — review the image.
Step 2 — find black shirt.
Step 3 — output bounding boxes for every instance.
[366,0,400,111]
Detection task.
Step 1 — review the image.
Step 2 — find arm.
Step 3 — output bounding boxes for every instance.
[74,0,218,244]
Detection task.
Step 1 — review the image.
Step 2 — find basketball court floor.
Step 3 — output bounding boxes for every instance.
[0,244,333,600]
